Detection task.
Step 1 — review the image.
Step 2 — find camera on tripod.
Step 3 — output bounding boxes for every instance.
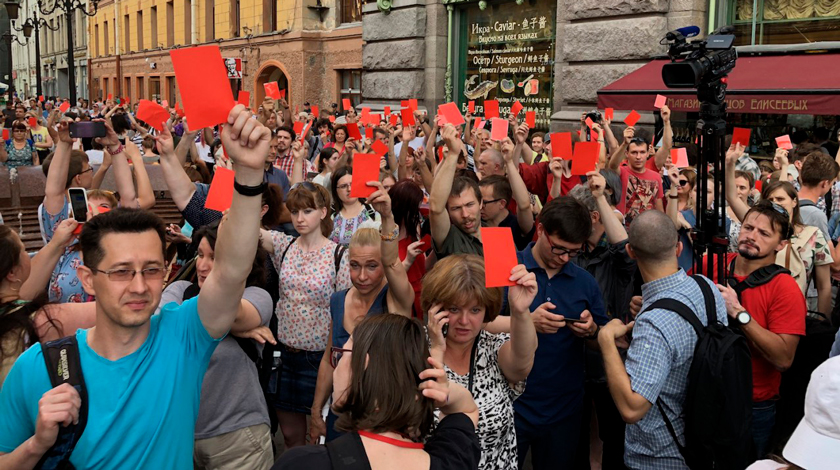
[661,26,738,89]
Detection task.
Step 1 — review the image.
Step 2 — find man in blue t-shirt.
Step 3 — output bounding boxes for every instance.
[0,104,271,469]
[513,196,609,470]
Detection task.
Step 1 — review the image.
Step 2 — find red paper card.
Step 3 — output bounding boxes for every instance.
[300,121,313,141]
[278,89,286,100]
[420,234,432,252]
[605,108,614,120]
[585,117,594,129]
[237,90,250,107]
[525,111,536,128]
[28,117,37,127]
[408,99,418,111]
[776,135,793,150]
[384,105,391,116]
[371,139,389,156]
[571,141,599,176]
[38,95,44,102]
[2,129,9,140]
[654,94,667,109]
[624,110,641,127]
[755,179,763,192]
[204,167,235,212]
[484,100,500,119]
[59,102,70,113]
[330,115,337,123]
[510,101,523,117]
[107,93,113,100]
[439,102,465,127]
[312,105,319,116]
[732,127,751,147]
[490,118,508,141]
[550,132,573,160]
[263,82,280,99]
[346,122,363,141]
[293,121,304,136]
[170,45,235,130]
[361,107,371,118]
[474,118,484,130]
[671,148,689,168]
[370,114,381,125]
[389,114,399,126]
[480,227,517,288]
[351,153,380,198]
[400,100,409,109]
[343,98,352,111]
[161,100,169,109]
[136,99,170,132]
[174,102,185,117]
[401,108,416,126]
[365,127,374,140]
[468,101,475,114]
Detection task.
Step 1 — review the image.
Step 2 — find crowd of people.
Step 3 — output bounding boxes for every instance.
[0,91,839,470]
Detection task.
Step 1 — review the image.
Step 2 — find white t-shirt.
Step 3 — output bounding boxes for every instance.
[86,149,104,165]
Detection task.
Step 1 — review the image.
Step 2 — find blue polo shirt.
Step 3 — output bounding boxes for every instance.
[513,242,608,426]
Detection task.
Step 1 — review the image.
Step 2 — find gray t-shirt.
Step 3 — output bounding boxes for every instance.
[799,199,830,241]
[159,281,274,440]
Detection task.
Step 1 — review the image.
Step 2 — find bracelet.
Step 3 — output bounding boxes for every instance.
[668,194,679,199]
[587,324,600,339]
[380,224,399,241]
[233,180,267,197]
[107,144,124,156]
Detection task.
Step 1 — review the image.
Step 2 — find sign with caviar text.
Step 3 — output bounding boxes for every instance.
[458,1,556,130]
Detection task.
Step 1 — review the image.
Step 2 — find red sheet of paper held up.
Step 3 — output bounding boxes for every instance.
[343,98,352,111]
[365,127,374,140]
[174,102,186,118]
[409,99,419,111]
[525,111,536,128]
[481,227,518,288]
[389,114,399,127]
[510,101,524,117]
[468,101,475,114]
[264,82,281,100]
[312,105,320,116]
[420,234,432,252]
[484,100,500,119]
[346,122,363,141]
[2,129,9,140]
[776,135,793,150]
[107,93,113,100]
[654,94,667,109]
[605,108,614,120]
[204,167,235,212]
[136,100,171,132]
[384,105,391,116]
[550,132,573,160]
[351,153,380,198]
[59,102,70,113]
[237,91,250,108]
[401,108,416,126]
[732,127,751,147]
[38,95,44,102]
[28,117,37,127]
[571,141,599,176]
[439,102,465,127]
[371,139,389,157]
[170,45,236,130]
[293,121,304,137]
[672,148,690,168]
[624,110,641,127]
[490,118,509,141]
[300,120,313,142]
[278,89,286,100]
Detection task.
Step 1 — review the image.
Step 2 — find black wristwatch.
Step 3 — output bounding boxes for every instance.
[233,180,267,197]
[734,311,752,327]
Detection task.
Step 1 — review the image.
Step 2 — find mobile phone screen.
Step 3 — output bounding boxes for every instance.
[68,189,88,223]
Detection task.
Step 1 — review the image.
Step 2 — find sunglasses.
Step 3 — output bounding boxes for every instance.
[678,179,689,187]
[629,137,648,146]
[329,346,352,368]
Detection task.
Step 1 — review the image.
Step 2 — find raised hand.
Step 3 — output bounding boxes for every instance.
[418,357,450,408]
[221,104,272,174]
[50,219,80,247]
[508,265,538,315]
[366,181,392,218]
[660,104,671,123]
[623,126,635,144]
[726,142,745,168]
[154,123,175,156]
[587,171,607,199]
[665,164,680,187]
[773,147,789,170]
[514,122,529,145]
[55,121,74,145]
[549,158,565,179]
[93,118,121,148]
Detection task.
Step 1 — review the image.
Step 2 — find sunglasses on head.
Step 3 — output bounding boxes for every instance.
[629,137,648,146]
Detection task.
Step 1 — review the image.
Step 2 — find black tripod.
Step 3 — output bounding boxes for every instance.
[692,79,730,280]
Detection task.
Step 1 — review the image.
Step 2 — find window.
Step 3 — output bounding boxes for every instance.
[167,76,177,104]
[339,70,362,107]
[137,10,144,50]
[730,0,840,46]
[167,1,174,47]
[104,21,109,55]
[151,6,159,47]
[149,77,161,101]
[124,14,131,53]
[340,0,366,24]
[94,24,99,56]
[263,0,277,33]
[184,0,192,45]
[231,0,240,37]
[205,0,215,40]
[102,77,109,99]
[124,77,131,101]
[137,76,145,100]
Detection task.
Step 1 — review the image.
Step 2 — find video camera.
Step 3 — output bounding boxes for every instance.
[661,26,738,89]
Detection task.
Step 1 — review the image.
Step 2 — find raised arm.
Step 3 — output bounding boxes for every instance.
[664,166,683,230]
[384,124,399,175]
[502,138,535,235]
[652,106,672,170]
[588,171,628,243]
[397,127,413,181]
[290,140,305,185]
[429,124,462,247]
[43,123,75,215]
[603,116,619,156]
[775,147,790,185]
[156,124,197,211]
[608,127,634,171]
[124,144,156,210]
[725,143,749,223]
[94,119,138,208]
[19,219,79,300]
[367,181,415,316]
[198,105,270,339]
[497,265,538,383]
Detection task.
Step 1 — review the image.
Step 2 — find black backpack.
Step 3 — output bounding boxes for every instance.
[725,257,790,301]
[641,275,753,470]
[35,336,88,470]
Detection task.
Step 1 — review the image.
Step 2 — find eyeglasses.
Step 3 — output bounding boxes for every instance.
[13,128,26,132]
[291,181,318,192]
[335,183,351,191]
[92,267,166,282]
[481,198,503,207]
[76,167,94,176]
[544,233,581,258]
[330,346,352,368]
[768,201,790,219]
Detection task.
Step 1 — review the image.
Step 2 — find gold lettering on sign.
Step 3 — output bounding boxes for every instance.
[749,99,808,111]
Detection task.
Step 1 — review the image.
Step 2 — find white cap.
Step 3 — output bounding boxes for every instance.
[783,356,840,469]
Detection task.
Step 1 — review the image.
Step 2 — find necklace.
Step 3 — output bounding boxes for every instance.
[358,430,424,449]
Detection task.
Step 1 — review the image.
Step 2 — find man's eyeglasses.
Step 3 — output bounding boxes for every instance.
[92,267,166,282]
[76,167,94,176]
[544,233,581,258]
[481,198,503,207]
[330,346,352,368]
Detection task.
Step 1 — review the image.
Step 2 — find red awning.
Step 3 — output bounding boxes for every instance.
[597,52,840,115]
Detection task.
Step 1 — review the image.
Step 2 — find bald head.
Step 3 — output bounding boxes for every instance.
[628,210,679,264]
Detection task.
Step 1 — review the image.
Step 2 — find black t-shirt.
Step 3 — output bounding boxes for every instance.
[498,212,536,251]
[272,413,480,470]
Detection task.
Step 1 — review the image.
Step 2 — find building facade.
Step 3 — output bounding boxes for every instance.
[88,0,363,111]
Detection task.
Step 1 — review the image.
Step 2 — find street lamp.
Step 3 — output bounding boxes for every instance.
[13,11,59,97]
[0,29,28,98]
[37,0,100,103]
[4,1,21,21]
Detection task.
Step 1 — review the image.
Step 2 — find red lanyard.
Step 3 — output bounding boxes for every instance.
[358,430,424,449]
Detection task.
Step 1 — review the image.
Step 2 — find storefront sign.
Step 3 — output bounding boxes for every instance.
[458,1,556,130]
[598,93,840,116]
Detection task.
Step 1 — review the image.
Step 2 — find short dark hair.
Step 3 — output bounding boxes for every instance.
[317,147,338,173]
[42,150,90,189]
[331,165,354,212]
[79,208,166,270]
[315,118,332,131]
[792,143,822,163]
[800,152,839,187]
[333,314,435,438]
[478,175,512,204]
[744,200,794,240]
[192,219,267,287]
[449,176,481,208]
[538,196,591,244]
[275,125,295,142]
[733,170,754,189]
[389,180,424,241]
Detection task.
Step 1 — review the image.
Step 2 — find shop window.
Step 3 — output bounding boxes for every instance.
[339,70,362,107]
[730,0,840,46]
[150,77,161,102]
[137,76,145,100]
[340,0,366,24]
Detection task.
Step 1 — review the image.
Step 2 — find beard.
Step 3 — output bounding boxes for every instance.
[738,242,765,260]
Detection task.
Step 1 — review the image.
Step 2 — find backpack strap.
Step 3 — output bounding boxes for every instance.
[643,298,704,337]
[36,336,88,470]
[333,244,347,289]
[690,275,718,327]
[325,432,372,470]
[726,257,790,300]
[279,237,298,268]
